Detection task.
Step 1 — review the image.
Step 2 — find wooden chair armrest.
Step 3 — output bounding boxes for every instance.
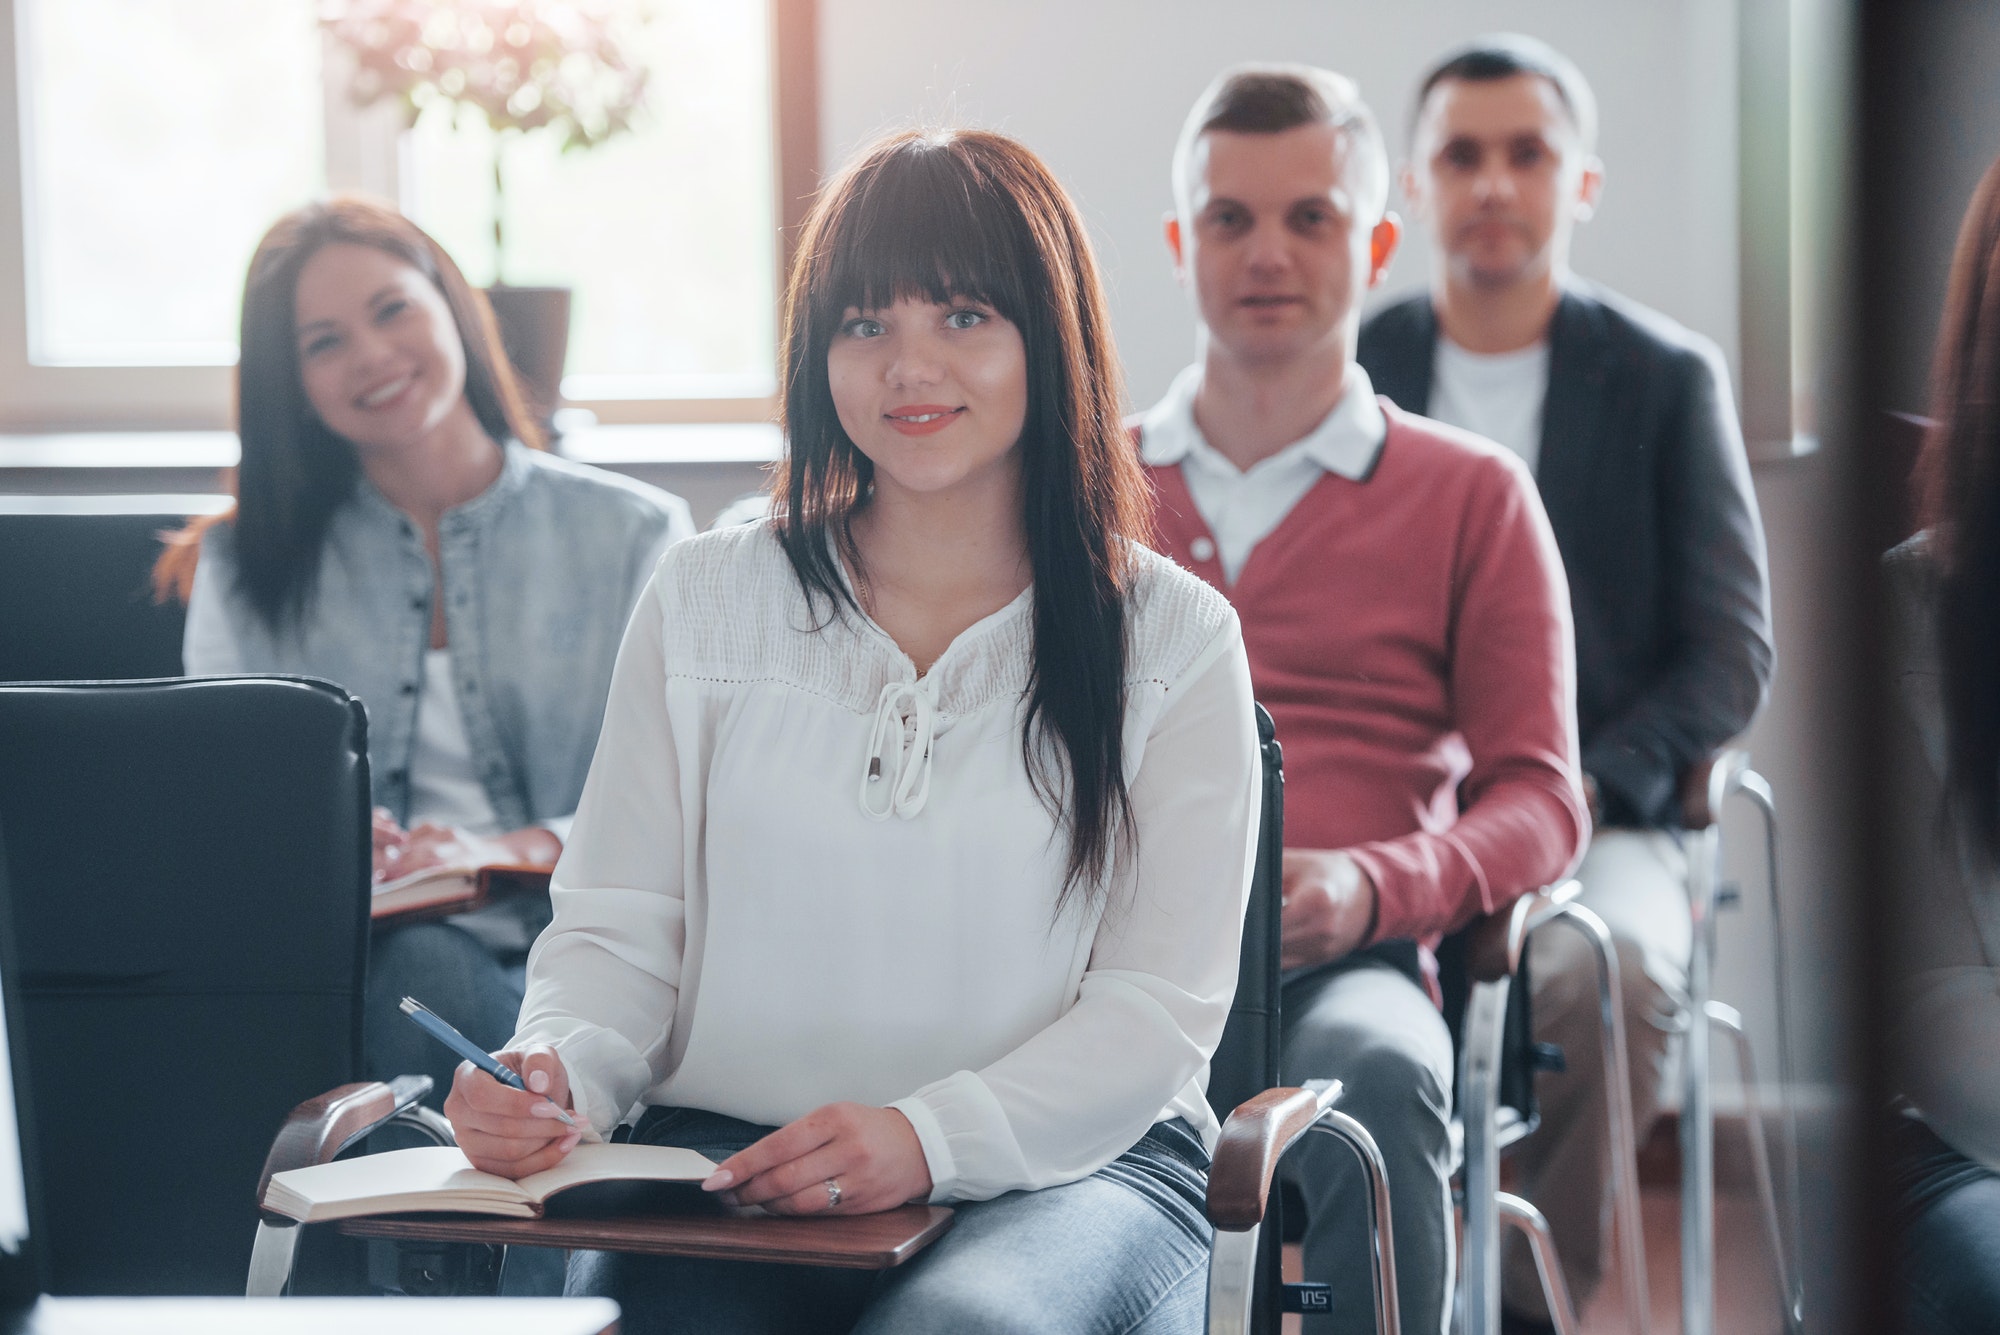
[1680,749,1750,830]
[1207,1085,1337,1231]
[256,1074,434,1220]
[1464,881,1582,983]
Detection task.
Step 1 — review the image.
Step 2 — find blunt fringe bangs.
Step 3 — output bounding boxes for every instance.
[774,129,1153,918]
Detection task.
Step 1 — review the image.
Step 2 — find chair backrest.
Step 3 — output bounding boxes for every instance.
[0,677,371,1295]
[0,498,225,683]
[1207,703,1284,1124]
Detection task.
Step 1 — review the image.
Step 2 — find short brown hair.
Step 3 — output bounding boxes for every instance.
[1172,64,1389,222]
[1413,34,1599,152]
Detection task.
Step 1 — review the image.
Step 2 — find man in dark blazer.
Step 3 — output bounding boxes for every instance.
[1357,34,1774,1333]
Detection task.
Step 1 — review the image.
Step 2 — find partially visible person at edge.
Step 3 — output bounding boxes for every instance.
[156,196,694,1116]
[1355,36,1772,1330]
[1136,64,1587,1335]
[1884,149,2000,1335]
[443,128,1260,1334]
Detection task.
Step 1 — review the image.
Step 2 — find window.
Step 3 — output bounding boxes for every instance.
[0,0,810,432]
[402,3,776,414]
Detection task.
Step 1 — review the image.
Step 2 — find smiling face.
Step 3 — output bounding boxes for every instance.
[1405,73,1602,291]
[1172,123,1398,372]
[292,242,472,458]
[824,294,1029,504]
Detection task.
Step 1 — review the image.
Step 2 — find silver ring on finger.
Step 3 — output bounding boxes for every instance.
[825,1177,842,1209]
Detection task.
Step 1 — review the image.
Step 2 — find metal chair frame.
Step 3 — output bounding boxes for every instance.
[1679,753,1803,1335]
[1205,1079,1401,1335]
[1457,885,1650,1335]
[247,1082,455,1298]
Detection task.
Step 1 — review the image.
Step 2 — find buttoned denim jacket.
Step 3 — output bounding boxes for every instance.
[184,442,695,829]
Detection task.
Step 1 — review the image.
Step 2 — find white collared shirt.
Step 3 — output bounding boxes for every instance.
[1138,364,1389,583]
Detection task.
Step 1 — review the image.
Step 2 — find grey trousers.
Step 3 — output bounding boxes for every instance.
[1280,952,1456,1335]
[1503,829,1692,1320]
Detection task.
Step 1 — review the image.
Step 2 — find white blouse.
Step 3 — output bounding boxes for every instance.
[513,522,1260,1203]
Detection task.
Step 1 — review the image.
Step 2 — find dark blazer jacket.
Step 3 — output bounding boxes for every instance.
[1357,280,1774,827]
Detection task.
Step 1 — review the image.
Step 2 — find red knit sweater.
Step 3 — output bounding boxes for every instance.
[1145,401,1587,947]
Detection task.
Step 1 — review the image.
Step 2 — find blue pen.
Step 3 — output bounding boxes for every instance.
[399,996,578,1128]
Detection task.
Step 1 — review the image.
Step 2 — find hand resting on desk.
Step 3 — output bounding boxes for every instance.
[445,1044,582,1177]
[704,1103,933,1216]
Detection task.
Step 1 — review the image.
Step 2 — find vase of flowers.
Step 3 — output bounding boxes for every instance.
[320,0,650,436]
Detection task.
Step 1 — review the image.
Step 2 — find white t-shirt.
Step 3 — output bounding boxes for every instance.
[1427,337,1552,475]
[513,523,1261,1203]
[408,649,504,837]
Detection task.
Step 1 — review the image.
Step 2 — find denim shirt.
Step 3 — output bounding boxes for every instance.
[184,442,694,829]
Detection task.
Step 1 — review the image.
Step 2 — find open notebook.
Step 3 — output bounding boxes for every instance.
[262,1143,719,1223]
[370,863,551,922]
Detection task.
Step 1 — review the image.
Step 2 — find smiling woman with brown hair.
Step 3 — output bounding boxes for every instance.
[155,196,693,1111]
[440,129,1261,1333]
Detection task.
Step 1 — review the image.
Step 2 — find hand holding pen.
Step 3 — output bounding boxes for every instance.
[404,997,586,1179]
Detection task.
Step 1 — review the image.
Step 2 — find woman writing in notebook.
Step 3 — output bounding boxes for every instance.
[157,199,693,1106]
[443,129,1261,1331]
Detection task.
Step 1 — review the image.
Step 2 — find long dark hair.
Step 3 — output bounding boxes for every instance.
[1919,153,2000,857]
[154,195,540,625]
[774,129,1153,915]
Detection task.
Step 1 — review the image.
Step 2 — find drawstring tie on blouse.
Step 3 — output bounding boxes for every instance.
[860,679,936,821]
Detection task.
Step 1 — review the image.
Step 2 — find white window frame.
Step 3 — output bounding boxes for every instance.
[0,0,806,434]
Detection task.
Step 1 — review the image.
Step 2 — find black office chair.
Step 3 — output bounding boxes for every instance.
[0,675,439,1294]
[0,497,226,682]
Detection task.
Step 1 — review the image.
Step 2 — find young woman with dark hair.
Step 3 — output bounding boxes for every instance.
[1887,152,2000,1332]
[443,129,1260,1332]
[158,196,694,1110]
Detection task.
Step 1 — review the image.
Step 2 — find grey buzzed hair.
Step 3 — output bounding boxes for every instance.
[1171,64,1391,224]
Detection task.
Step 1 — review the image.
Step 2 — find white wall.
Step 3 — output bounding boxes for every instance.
[819,0,1740,405]
[818,0,1847,1088]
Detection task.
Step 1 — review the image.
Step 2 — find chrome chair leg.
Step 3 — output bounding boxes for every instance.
[1686,763,1802,1335]
[1708,1001,1803,1333]
[1206,1223,1263,1335]
[1549,904,1651,1335]
[246,1220,301,1297]
[1730,770,1806,1333]
[1460,975,1511,1335]
[1497,1193,1582,1335]
[1308,1110,1403,1335]
[1681,817,1721,1335]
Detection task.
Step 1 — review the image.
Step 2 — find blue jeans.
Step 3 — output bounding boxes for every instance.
[566,1108,1215,1334]
[1894,1108,2000,1334]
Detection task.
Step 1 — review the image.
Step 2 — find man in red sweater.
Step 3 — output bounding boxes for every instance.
[1139,65,1588,1334]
